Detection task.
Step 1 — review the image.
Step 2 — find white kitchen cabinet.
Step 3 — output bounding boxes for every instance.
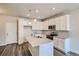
[59,15,70,30]
[55,15,70,30]
[28,43,39,56]
[54,37,70,53]
[49,19,52,25]
[32,21,49,30]
[48,19,51,25]
[43,21,48,30]
[39,14,70,30]
[43,18,56,30]
[57,38,64,51]
[48,19,55,25]
[53,37,58,48]
[28,42,53,56]
[45,15,70,30]
[23,20,32,26]
[55,17,61,30]
[32,22,43,30]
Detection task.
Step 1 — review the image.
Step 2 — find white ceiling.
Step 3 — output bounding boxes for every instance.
[0,3,79,20]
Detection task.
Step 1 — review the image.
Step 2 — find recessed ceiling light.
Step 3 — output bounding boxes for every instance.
[34,19,37,22]
[29,22,32,25]
[36,9,39,13]
[52,8,55,10]
[27,14,30,17]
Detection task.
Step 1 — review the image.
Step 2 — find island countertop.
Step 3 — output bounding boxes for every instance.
[26,36,52,47]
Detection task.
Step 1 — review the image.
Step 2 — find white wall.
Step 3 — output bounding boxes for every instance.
[69,9,79,54]
[18,18,24,44]
[0,15,17,46]
[0,20,6,46]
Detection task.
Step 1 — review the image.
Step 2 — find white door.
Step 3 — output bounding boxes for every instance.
[6,22,17,44]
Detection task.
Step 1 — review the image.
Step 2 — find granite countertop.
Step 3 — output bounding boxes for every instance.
[54,34,69,39]
[54,36,68,39]
[54,31,70,39]
[26,36,52,47]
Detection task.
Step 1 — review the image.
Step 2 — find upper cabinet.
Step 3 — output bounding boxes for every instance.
[43,15,70,31]
[32,21,49,30]
[19,14,70,31]
[32,22,43,30]
[48,18,56,25]
[23,20,48,30]
[43,21,49,30]
[55,15,70,30]
[42,18,56,30]
[23,20,32,26]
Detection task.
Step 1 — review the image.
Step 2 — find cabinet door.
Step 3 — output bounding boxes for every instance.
[56,15,70,30]
[48,19,52,26]
[66,15,70,30]
[60,16,67,30]
[58,39,64,51]
[38,22,43,30]
[55,17,61,30]
[43,21,48,30]
[32,22,43,30]
[51,18,56,25]
[32,22,37,30]
[23,20,32,26]
[53,37,58,48]
[48,19,50,25]
[48,19,54,25]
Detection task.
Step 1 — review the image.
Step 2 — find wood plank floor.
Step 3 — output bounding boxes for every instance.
[0,42,77,56]
[0,43,31,56]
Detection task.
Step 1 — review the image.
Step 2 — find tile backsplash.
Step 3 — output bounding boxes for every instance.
[56,30,69,39]
[32,30,69,39]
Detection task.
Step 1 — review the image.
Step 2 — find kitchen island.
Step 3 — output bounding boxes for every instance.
[26,37,53,56]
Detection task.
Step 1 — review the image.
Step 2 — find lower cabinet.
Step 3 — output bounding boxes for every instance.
[57,39,64,51]
[54,38,58,49]
[28,44,39,56]
[54,37,70,53]
[28,42,53,56]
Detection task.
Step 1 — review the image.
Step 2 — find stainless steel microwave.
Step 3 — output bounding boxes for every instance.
[48,25,56,30]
